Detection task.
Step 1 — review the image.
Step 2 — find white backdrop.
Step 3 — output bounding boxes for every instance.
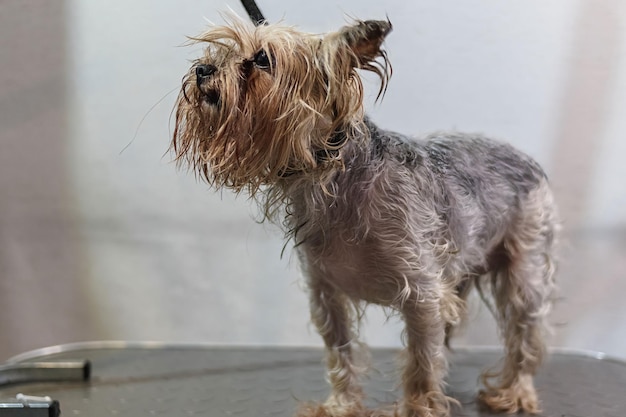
[1,0,625,360]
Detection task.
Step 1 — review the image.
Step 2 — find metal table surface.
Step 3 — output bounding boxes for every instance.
[0,342,624,417]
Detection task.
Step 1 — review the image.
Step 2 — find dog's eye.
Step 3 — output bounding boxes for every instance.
[254,49,272,70]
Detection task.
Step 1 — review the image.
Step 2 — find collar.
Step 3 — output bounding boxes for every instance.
[314,129,347,164]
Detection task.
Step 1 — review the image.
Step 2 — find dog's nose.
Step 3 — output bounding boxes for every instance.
[195,64,217,86]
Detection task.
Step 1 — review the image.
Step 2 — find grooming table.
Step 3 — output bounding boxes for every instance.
[0,343,624,416]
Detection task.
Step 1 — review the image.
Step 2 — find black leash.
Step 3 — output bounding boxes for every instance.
[240,0,267,25]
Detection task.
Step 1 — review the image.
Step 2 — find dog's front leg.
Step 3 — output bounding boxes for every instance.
[308,276,365,415]
[400,286,454,417]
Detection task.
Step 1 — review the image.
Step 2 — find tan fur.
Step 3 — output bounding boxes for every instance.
[172,17,390,210]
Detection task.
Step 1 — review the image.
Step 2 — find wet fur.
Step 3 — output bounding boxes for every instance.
[172,16,558,417]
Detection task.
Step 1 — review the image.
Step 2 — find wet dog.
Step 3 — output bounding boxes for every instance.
[171,16,558,417]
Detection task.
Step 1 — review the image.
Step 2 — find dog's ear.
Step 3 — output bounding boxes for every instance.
[339,20,392,67]
[314,19,392,135]
[329,19,392,100]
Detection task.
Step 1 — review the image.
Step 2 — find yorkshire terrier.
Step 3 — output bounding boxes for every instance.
[171,15,558,417]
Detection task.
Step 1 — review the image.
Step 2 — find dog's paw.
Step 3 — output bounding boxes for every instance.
[478,374,540,414]
[402,391,456,417]
[296,401,370,417]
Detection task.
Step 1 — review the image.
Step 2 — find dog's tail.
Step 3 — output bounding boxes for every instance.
[240,0,267,26]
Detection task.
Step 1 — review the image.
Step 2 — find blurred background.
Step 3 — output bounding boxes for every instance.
[1,0,625,361]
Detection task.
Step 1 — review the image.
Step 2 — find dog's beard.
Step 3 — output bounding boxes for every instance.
[173,65,347,195]
[173,79,317,194]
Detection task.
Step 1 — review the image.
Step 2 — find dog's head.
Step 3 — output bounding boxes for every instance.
[171,16,391,194]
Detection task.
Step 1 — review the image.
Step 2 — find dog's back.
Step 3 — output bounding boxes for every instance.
[365,123,556,276]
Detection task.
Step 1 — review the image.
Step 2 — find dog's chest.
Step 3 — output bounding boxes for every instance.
[305,242,395,305]
[295,170,436,304]
[301,226,412,305]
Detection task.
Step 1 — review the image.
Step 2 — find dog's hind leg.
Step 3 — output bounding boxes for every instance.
[479,180,558,414]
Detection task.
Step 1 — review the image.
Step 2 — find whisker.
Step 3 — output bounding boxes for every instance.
[120,86,180,155]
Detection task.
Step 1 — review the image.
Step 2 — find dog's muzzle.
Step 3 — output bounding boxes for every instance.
[195,64,220,105]
[195,64,217,86]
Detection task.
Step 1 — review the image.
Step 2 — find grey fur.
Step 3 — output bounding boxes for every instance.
[283,119,558,416]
